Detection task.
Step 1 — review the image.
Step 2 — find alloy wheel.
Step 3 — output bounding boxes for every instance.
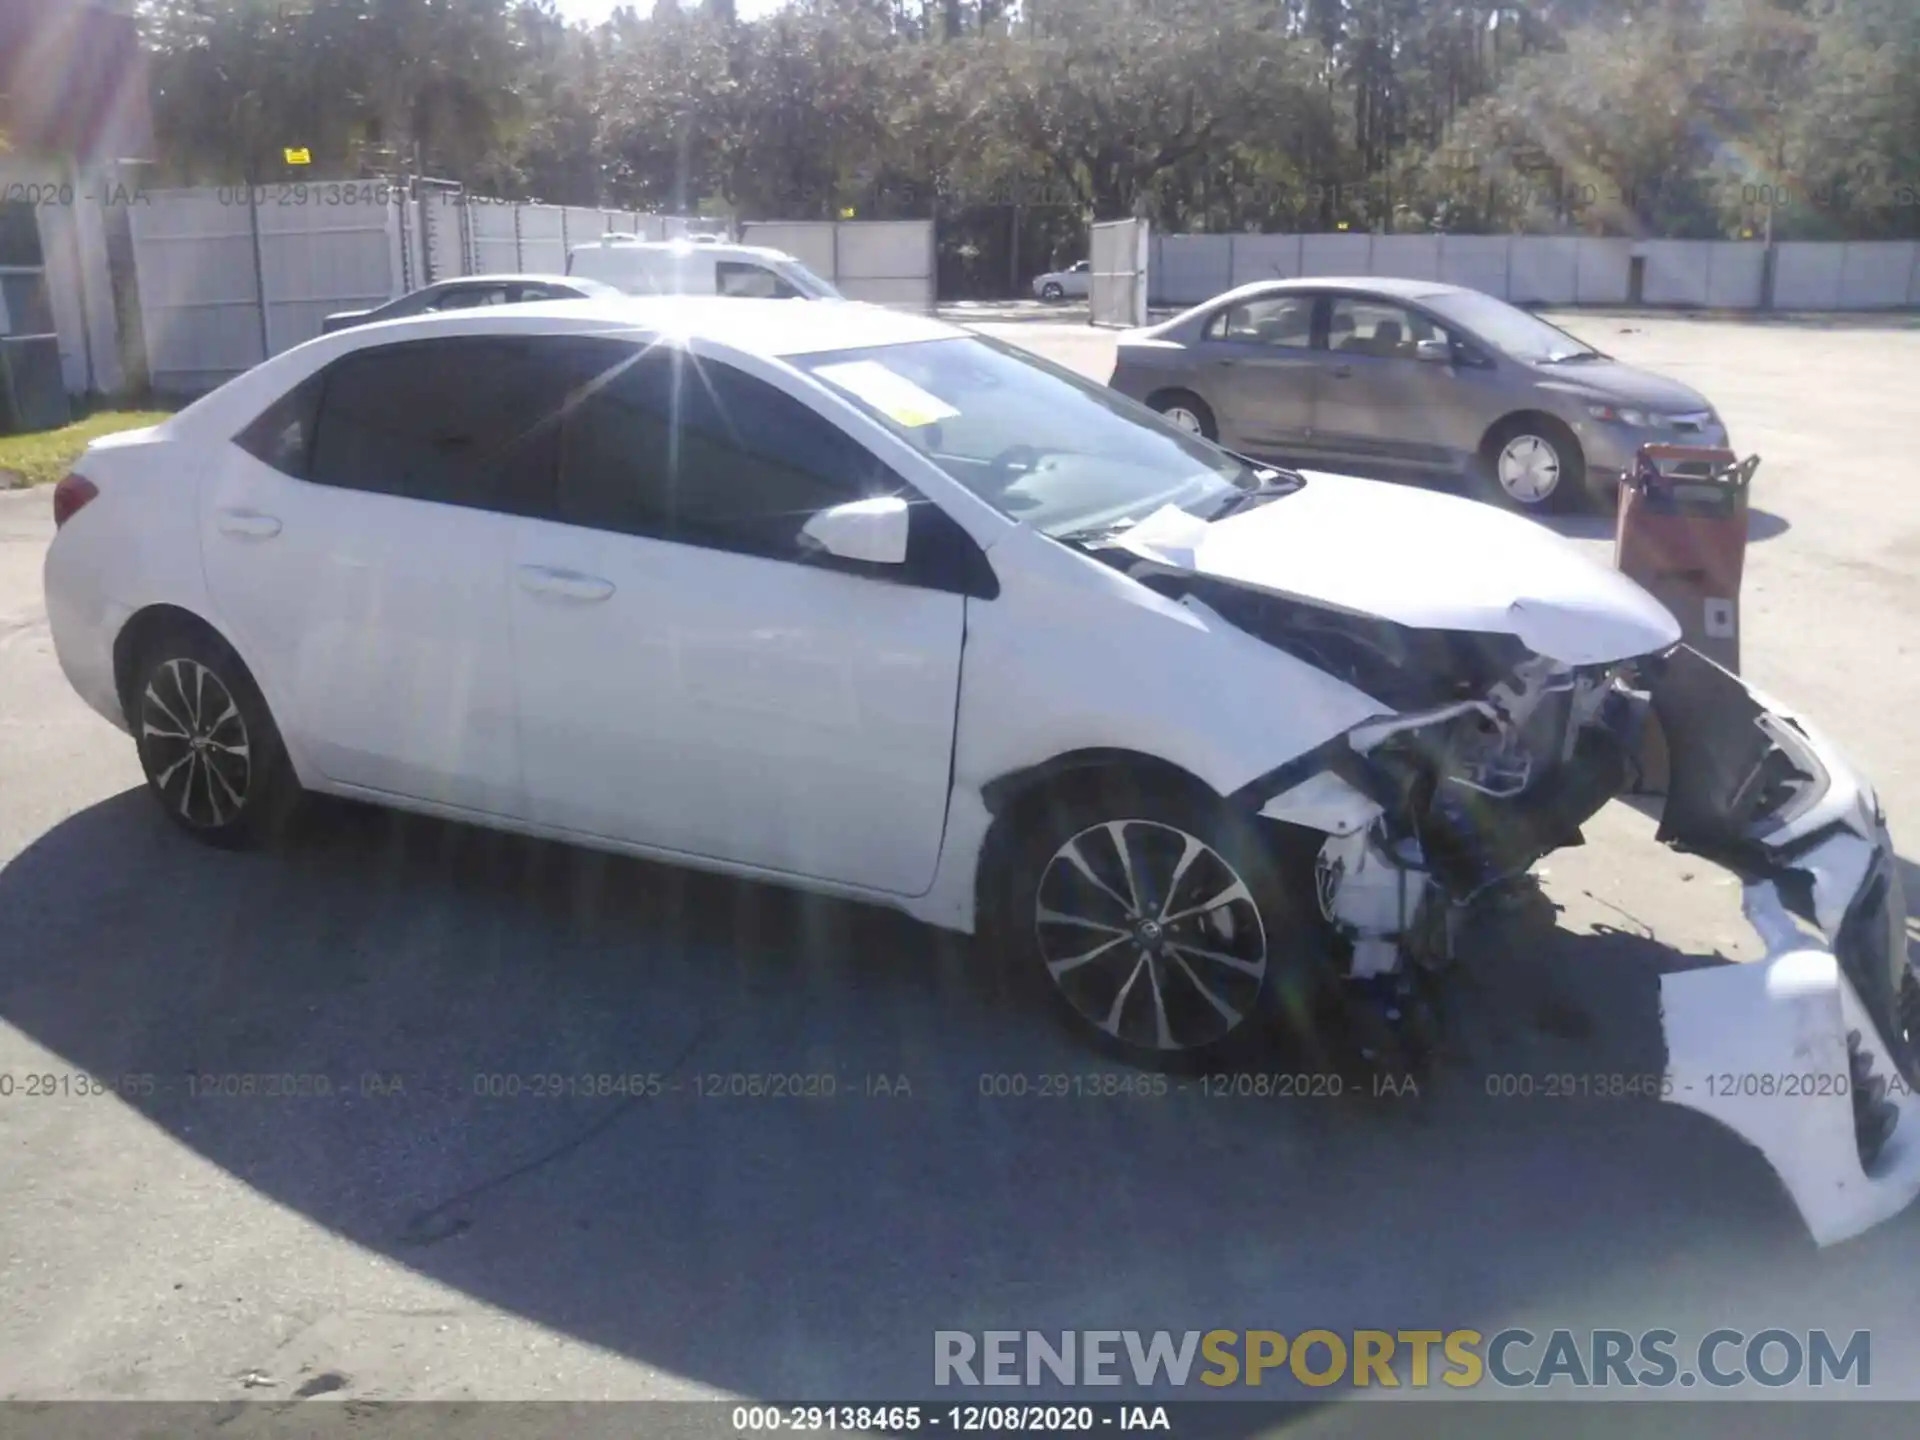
[140,657,253,829]
[1034,819,1268,1053]
[1497,434,1561,504]
[1162,406,1204,435]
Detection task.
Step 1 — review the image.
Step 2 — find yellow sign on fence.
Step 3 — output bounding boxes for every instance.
[283,147,312,166]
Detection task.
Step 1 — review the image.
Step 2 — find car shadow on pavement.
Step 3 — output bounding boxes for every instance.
[1539,505,1790,545]
[0,789,1898,1410]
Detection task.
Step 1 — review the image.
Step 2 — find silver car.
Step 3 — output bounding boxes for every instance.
[320,274,621,334]
[1107,277,1729,511]
[1032,260,1092,302]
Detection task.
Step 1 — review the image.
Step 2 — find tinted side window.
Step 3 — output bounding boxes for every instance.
[233,374,324,478]
[308,337,579,514]
[557,351,886,555]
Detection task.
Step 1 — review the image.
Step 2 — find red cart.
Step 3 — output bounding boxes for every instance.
[1614,443,1761,674]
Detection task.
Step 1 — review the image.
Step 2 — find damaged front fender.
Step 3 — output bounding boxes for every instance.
[1638,646,1918,1245]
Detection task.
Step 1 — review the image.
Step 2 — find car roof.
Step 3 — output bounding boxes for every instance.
[1215,275,1469,303]
[168,296,963,437]
[566,240,798,263]
[489,295,955,353]
[421,273,591,289]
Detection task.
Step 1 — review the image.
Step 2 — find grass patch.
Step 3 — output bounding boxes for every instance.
[0,410,173,489]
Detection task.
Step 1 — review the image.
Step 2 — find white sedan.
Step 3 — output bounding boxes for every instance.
[1032,260,1091,301]
[41,296,1918,1246]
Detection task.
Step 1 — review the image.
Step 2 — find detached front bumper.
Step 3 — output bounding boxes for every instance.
[1634,646,1918,1246]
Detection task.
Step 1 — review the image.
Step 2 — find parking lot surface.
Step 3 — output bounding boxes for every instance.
[2,312,1920,1419]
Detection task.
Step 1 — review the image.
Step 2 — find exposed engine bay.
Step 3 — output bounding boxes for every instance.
[1092,526,1919,1248]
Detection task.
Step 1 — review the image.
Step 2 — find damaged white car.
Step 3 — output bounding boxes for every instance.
[42,299,1916,1245]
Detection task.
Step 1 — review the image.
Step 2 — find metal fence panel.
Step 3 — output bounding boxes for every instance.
[1088,218,1148,327]
[1839,242,1919,308]
[1507,237,1582,305]
[739,221,837,278]
[419,187,470,281]
[829,221,934,311]
[562,207,609,256]
[1141,231,1908,316]
[519,205,569,274]
[1369,234,1441,281]
[1574,239,1634,304]
[1705,243,1765,308]
[1773,242,1844,309]
[128,187,266,395]
[1298,233,1373,277]
[1640,240,1715,306]
[1154,233,1234,306]
[1438,235,1512,299]
[468,202,521,274]
[258,194,405,353]
[741,220,934,311]
[1228,234,1302,289]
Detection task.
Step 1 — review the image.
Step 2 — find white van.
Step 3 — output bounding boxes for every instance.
[565,235,843,300]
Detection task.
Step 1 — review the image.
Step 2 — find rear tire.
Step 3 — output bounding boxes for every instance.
[129,622,302,849]
[995,774,1335,1072]
[1147,390,1218,442]
[1476,416,1585,513]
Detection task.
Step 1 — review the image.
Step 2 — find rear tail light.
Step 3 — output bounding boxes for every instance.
[52,472,99,529]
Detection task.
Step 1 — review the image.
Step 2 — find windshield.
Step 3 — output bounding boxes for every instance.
[794,335,1266,538]
[1420,290,1601,363]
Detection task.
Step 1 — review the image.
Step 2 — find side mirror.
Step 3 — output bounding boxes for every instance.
[1415,338,1452,364]
[799,495,910,565]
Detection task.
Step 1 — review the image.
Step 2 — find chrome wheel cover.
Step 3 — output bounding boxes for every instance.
[1034,819,1267,1052]
[1497,434,1561,503]
[1162,406,1204,435]
[141,658,252,829]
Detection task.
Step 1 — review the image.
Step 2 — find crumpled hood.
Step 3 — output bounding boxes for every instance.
[1120,471,1683,666]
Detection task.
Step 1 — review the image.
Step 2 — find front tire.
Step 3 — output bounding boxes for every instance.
[130,624,301,848]
[1147,390,1218,442]
[1040,282,1065,302]
[999,778,1332,1070]
[1477,416,1585,513]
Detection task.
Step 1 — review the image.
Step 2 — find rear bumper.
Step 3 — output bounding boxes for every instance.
[43,530,131,735]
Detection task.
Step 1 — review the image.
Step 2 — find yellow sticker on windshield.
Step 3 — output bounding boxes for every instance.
[814,360,959,428]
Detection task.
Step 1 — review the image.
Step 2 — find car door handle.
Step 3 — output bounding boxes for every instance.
[1330,365,1354,379]
[516,565,615,603]
[216,509,282,539]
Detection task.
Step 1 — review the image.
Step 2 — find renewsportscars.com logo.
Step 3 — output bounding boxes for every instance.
[934,1329,1872,1390]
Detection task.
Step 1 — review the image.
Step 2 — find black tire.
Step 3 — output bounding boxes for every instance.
[1147,390,1218,442]
[1040,282,1065,301]
[129,621,302,848]
[995,774,1336,1072]
[1476,415,1587,514]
